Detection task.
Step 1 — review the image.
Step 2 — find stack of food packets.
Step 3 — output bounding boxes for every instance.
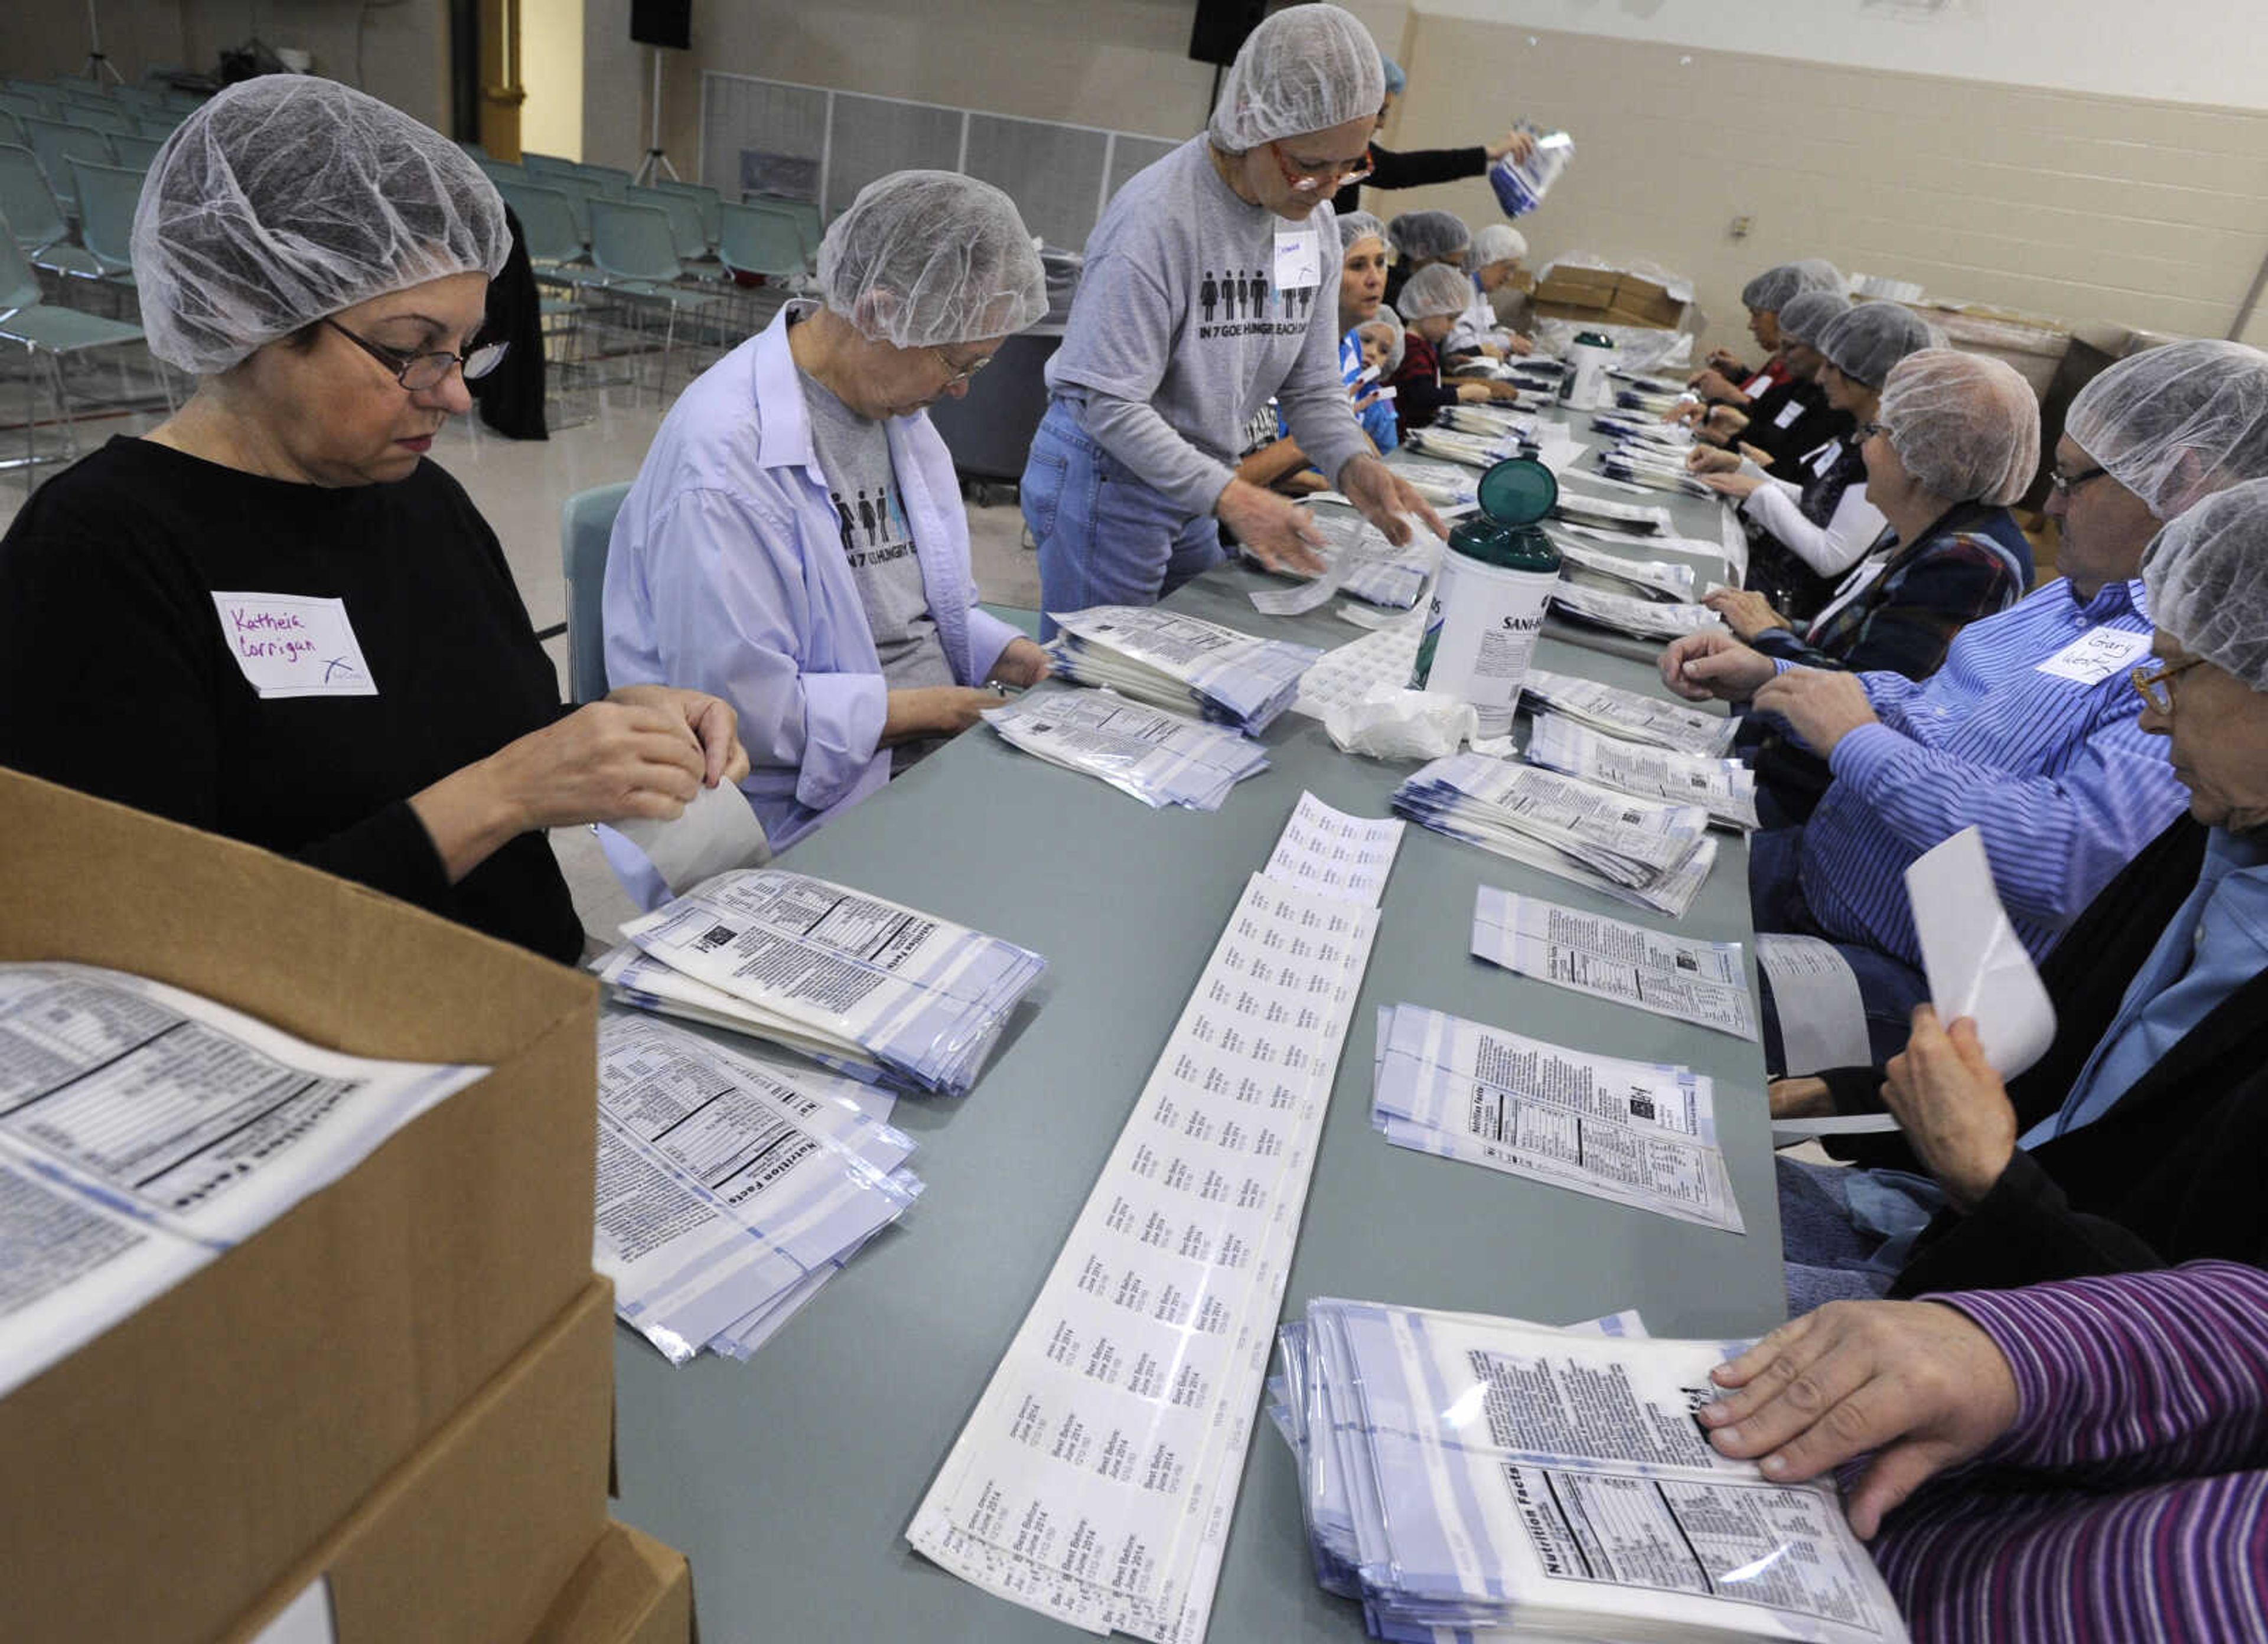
[1552,537,1697,601]
[1045,606,1321,735]
[1518,665,1737,756]
[1595,443,1712,497]
[1526,712,1759,830]
[980,686,1269,811]
[592,867,1047,1098]
[595,1014,921,1363]
[1590,411,1691,449]
[1250,509,1439,616]
[1549,579,1723,640]
[1550,490,1674,536]
[1393,752,1716,917]
[1268,1297,1911,1643]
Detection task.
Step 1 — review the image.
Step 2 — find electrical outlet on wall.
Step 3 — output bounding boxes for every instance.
[1727,216,1753,242]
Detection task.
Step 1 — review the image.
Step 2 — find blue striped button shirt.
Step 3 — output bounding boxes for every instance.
[1796,577,2189,970]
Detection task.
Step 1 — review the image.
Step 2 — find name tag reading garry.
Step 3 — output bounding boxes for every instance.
[2035,625,2153,685]
[1774,400,1805,429]
[210,592,379,698]
[1273,226,1320,292]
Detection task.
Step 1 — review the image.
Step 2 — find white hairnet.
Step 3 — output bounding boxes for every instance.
[817,170,1047,349]
[1878,350,2041,508]
[1472,224,1527,267]
[1208,4,1385,152]
[1388,209,1469,263]
[1817,302,1940,388]
[131,76,509,376]
[2065,340,2268,522]
[1740,259,1843,314]
[1337,210,1386,254]
[1362,304,1406,376]
[2142,477,2268,689]
[1399,262,1471,322]
[1775,291,1850,348]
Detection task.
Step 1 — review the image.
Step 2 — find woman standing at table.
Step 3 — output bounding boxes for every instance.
[0,79,745,964]
[1024,4,1442,632]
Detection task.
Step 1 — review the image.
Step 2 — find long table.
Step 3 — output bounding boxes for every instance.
[608,403,1780,1643]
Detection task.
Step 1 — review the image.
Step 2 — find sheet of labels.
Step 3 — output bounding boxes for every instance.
[907,794,1402,1642]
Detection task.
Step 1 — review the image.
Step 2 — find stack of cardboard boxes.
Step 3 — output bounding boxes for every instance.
[0,768,692,1644]
[1530,263,1688,330]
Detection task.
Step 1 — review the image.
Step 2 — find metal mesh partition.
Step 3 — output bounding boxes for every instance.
[700,71,1188,249]
[963,115,1110,251]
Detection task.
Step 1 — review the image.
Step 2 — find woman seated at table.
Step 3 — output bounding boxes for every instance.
[1683,258,1846,413]
[1660,350,2038,821]
[1690,302,1940,620]
[1696,290,1852,469]
[0,78,747,965]
[605,172,1054,853]
[1236,209,1403,491]
[1445,224,1534,360]
[1381,208,1468,310]
[1389,263,1520,437]
[1759,478,2268,1312]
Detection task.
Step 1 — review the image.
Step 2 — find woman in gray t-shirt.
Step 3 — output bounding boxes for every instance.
[1025,4,1443,632]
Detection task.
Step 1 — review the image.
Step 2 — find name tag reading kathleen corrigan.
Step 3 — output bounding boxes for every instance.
[209,592,380,699]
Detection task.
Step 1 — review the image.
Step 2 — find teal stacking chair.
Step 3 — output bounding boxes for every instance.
[66,157,143,285]
[19,115,111,216]
[107,132,161,171]
[655,179,720,249]
[627,184,709,266]
[586,198,724,398]
[561,482,630,704]
[0,220,155,474]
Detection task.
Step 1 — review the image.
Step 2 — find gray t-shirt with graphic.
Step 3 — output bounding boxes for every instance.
[1045,135,1370,516]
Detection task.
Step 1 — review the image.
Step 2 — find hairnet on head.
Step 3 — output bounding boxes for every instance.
[1878,350,2040,508]
[1399,262,1472,322]
[1816,302,1940,388]
[1387,209,1469,263]
[1337,210,1387,255]
[1791,258,1846,296]
[2065,340,2268,522]
[1775,291,1850,348]
[1739,259,1843,314]
[1472,224,1527,267]
[1361,304,1406,376]
[1380,54,1407,96]
[1208,4,1384,152]
[816,170,1046,349]
[2142,477,2268,689]
[130,77,508,376]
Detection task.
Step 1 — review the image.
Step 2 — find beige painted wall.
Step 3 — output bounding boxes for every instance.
[1377,18,2268,358]
[0,0,449,132]
[583,0,1410,177]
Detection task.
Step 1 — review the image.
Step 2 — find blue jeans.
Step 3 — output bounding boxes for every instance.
[1024,400,1226,639]
[1749,824,1933,1076]
[1776,1156,1902,1314]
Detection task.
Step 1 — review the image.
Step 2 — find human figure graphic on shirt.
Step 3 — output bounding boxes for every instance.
[832,491,856,554]
[884,482,910,544]
[857,488,878,549]
[1236,269,1252,321]
[1254,269,1269,322]
[1200,270,1218,324]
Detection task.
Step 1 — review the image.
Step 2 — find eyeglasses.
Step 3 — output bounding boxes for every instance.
[2131,654,2206,715]
[2048,462,2112,498]
[325,318,508,390]
[929,346,993,387]
[1270,141,1373,194]
[1858,422,1894,442]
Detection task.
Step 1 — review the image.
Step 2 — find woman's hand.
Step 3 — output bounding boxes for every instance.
[1698,471,1768,502]
[604,683,749,787]
[1485,129,1537,164]
[1699,1300,2021,1537]
[1687,367,1751,406]
[1686,446,1743,476]
[1657,630,1775,701]
[1216,476,1328,575]
[1769,1076,1836,1120]
[1751,667,1878,755]
[1337,455,1448,548]
[1703,586,1792,640]
[986,637,1051,689]
[1503,332,1535,357]
[1881,1006,2019,1209]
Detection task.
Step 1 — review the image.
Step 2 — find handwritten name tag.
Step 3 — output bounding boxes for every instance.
[1272,226,1320,291]
[2034,625,2152,686]
[210,592,379,699]
[1773,400,1805,429]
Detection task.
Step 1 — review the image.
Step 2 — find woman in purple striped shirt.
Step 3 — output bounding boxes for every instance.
[1697,1261,2268,1643]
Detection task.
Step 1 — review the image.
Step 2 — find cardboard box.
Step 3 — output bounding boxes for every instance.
[530,1522,697,1644]
[224,1278,616,1644]
[1531,268,1686,332]
[0,768,600,1644]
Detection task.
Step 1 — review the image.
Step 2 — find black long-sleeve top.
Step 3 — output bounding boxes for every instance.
[1332,143,1490,216]
[0,437,584,963]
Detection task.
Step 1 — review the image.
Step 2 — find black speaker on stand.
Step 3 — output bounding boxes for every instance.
[631,0,691,186]
[1189,0,1267,112]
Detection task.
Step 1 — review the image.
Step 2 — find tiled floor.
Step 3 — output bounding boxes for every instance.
[1,376,1044,942]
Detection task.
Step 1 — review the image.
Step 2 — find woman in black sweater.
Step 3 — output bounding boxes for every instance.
[0,78,747,964]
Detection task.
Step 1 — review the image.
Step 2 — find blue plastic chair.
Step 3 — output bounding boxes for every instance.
[498,181,588,271]
[0,144,70,257]
[0,224,152,472]
[66,156,144,281]
[19,115,112,215]
[561,482,631,704]
[628,183,708,265]
[718,200,806,282]
[107,133,161,171]
[656,179,720,249]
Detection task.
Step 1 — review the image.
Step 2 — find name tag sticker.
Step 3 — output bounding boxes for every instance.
[1273,227,1320,291]
[1774,400,1805,429]
[1808,443,1840,477]
[2034,626,2153,685]
[211,592,379,699]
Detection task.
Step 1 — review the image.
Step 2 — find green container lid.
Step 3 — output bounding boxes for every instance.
[1476,455,1558,526]
[1448,456,1562,572]
[1572,330,1618,348]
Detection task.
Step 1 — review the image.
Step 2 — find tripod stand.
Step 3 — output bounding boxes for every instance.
[83,0,125,85]
[631,48,681,186]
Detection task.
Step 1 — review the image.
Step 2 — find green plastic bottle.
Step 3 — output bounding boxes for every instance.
[1409,456,1563,736]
